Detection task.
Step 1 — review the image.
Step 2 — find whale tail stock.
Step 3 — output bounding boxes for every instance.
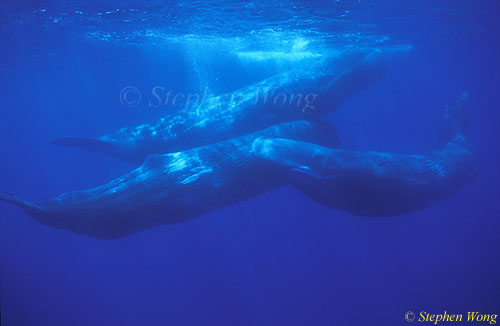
[51,137,145,164]
[442,91,470,146]
[0,191,43,216]
[51,137,111,153]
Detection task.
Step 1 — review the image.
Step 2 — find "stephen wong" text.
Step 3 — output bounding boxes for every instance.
[419,311,497,324]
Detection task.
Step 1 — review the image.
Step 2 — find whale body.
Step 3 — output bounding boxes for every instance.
[252,94,477,216]
[53,49,385,164]
[1,120,336,239]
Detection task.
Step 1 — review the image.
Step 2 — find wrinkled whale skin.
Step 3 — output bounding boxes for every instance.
[252,94,477,216]
[53,49,385,164]
[1,120,336,239]
[253,138,476,216]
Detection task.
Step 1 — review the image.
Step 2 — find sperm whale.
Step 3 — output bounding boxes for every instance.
[52,49,385,164]
[252,93,477,216]
[1,120,336,239]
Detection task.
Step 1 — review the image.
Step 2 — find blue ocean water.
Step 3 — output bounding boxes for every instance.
[0,0,499,325]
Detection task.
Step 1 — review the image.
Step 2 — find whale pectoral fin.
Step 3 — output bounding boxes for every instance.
[51,137,111,153]
[289,168,337,204]
[290,167,336,187]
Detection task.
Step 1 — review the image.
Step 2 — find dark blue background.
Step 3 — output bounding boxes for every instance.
[1,1,499,325]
